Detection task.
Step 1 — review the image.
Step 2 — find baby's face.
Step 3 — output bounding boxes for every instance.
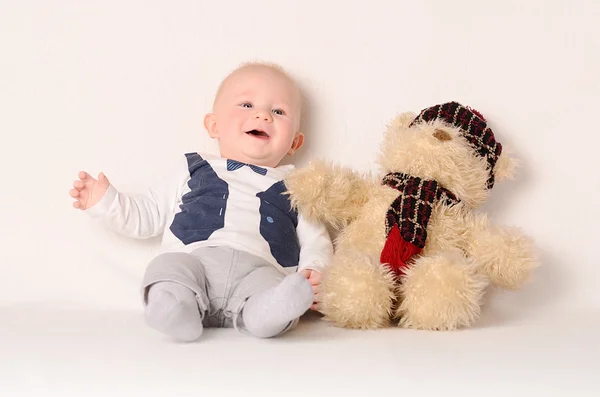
[205,67,303,168]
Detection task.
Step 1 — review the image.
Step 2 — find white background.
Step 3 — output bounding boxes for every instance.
[1,1,599,396]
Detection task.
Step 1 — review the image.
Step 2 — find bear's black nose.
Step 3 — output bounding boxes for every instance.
[433,129,452,141]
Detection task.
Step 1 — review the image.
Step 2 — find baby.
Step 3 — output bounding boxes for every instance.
[69,62,333,341]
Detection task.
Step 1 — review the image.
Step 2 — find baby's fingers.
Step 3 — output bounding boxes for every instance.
[308,271,322,285]
[73,180,84,190]
[311,298,322,311]
[98,172,110,189]
[69,189,80,198]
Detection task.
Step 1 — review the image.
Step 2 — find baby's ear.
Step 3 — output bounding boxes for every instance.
[288,132,305,155]
[494,146,518,182]
[204,113,218,138]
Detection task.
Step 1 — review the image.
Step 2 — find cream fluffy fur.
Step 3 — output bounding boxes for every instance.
[285,106,539,330]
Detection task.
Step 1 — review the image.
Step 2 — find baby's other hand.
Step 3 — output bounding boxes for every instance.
[299,269,321,311]
[70,171,110,210]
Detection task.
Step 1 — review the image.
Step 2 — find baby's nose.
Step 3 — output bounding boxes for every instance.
[254,110,273,122]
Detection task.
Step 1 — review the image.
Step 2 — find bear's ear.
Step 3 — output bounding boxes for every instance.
[494,147,518,182]
[390,111,417,130]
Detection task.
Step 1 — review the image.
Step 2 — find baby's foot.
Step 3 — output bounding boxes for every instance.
[241,273,313,338]
[145,282,203,342]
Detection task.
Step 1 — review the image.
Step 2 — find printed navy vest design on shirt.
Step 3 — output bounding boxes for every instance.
[256,181,300,268]
[170,153,300,267]
[170,153,229,244]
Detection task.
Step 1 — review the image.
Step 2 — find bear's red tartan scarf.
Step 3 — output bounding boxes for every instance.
[380,172,460,277]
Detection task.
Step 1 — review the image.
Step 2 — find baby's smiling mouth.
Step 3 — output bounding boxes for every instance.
[246,129,270,138]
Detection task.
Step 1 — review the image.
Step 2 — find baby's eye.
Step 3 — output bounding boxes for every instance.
[273,109,285,115]
[241,102,253,108]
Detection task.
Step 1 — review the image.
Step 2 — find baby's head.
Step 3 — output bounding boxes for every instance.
[204,62,304,168]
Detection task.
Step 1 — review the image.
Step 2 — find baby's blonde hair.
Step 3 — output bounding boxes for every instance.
[212,61,303,113]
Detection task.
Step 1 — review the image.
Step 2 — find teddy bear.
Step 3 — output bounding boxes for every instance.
[284,101,538,331]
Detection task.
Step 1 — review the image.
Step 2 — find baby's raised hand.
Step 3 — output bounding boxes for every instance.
[70,171,110,210]
[300,269,322,311]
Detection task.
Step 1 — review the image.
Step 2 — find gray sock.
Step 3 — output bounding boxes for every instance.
[241,273,313,338]
[145,281,203,342]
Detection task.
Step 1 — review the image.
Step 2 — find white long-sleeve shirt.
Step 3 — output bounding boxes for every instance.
[85,152,333,274]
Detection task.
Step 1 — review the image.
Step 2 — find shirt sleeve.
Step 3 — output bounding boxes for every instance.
[296,213,334,273]
[83,155,189,239]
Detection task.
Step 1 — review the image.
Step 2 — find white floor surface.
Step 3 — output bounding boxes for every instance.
[1,302,598,397]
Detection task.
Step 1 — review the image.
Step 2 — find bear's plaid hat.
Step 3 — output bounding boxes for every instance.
[409,101,503,188]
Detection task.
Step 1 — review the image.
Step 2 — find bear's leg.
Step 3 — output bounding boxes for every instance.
[318,248,396,329]
[395,250,489,330]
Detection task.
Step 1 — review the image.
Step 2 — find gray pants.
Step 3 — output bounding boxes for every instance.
[141,246,298,334]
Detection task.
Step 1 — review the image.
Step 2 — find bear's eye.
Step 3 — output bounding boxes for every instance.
[433,129,452,141]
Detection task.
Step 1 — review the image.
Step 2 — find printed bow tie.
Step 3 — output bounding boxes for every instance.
[226,159,267,176]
